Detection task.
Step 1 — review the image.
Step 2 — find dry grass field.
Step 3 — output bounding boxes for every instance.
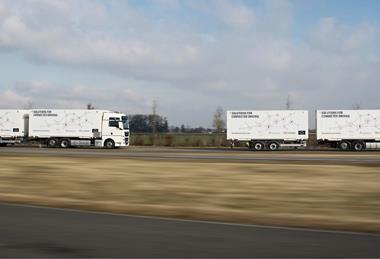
[0,154,380,233]
[129,132,319,147]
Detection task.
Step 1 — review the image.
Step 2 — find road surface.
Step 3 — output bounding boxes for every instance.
[0,203,379,258]
[1,146,380,164]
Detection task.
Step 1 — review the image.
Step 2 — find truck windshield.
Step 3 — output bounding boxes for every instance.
[122,116,129,130]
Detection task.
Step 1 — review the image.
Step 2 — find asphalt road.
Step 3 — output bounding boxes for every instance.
[0,203,379,258]
[1,146,380,164]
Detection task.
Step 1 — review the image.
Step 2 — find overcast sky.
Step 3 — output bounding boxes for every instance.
[0,0,379,127]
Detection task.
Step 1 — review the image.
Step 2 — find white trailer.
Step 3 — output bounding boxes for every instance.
[227,110,309,151]
[0,109,130,148]
[316,110,380,151]
[0,110,27,146]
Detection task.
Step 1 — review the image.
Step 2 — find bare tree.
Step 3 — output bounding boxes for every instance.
[87,103,95,110]
[213,106,225,133]
[23,101,34,109]
[151,100,158,145]
[286,94,292,110]
[352,103,361,110]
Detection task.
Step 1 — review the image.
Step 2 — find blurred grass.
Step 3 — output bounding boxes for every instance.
[130,133,318,147]
[0,154,379,233]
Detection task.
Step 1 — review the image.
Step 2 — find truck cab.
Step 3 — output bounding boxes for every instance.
[102,112,130,148]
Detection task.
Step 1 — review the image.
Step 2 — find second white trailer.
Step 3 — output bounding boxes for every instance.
[227,110,309,150]
[316,110,380,151]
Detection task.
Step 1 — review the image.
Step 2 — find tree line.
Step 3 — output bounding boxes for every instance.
[86,103,225,133]
[128,106,226,134]
[129,114,169,133]
[128,115,223,133]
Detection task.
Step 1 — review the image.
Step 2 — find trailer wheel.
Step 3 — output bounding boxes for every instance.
[47,138,58,148]
[0,143,7,147]
[268,142,279,151]
[353,141,365,151]
[252,142,264,151]
[104,139,115,149]
[338,141,350,151]
[59,139,70,148]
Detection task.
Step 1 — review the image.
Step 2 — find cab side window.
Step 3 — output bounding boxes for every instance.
[109,117,119,127]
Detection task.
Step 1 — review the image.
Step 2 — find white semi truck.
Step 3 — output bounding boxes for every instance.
[0,109,129,148]
[316,110,380,151]
[227,110,309,150]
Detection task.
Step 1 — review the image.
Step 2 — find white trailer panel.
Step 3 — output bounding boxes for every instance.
[316,110,380,141]
[0,110,27,138]
[28,109,106,138]
[227,110,309,140]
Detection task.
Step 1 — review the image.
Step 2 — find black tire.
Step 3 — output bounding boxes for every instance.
[0,143,7,147]
[59,139,70,148]
[252,141,264,151]
[47,138,58,148]
[339,141,350,151]
[104,139,115,149]
[352,141,365,151]
[230,140,235,149]
[268,142,280,151]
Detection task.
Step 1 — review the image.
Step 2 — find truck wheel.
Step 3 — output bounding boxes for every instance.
[104,139,115,149]
[0,143,6,147]
[353,141,365,151]
[339,141,350,151]
[268,142,279,151]
[252,142,264,151]
[59,139,70,148]
[47,138,58,148]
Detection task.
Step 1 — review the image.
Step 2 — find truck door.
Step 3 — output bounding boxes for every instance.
[102,114,124,146]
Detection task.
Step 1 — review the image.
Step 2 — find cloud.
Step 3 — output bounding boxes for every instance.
[212,1,256,29]
[152,0,181,10]
[343,23,378,50]
[0,0,379,126]
[1,80,151,114]
[0,2,5,16]
[310,17,379,52]
[0,89,30,108]
[0,0,203,81]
